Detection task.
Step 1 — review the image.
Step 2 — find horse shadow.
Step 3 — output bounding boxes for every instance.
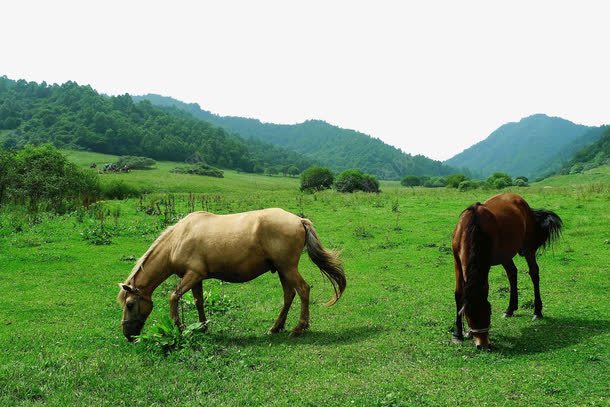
[205,324,384,348]
[492,316,609,355]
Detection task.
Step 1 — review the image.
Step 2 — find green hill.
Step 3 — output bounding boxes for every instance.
[445,114,601,179]
[554,127,610,176]
[134,94,458,180]
[0,76,313,174]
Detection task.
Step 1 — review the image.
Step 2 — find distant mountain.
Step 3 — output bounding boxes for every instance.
[134,94,457,179]
[445,114,599,179]
[556,127,610,175]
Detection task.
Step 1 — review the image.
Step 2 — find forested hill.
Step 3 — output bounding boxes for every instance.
[556,126,610,175]
[445,114,598,179]
[134,94,457,179]
[0,76,314,173]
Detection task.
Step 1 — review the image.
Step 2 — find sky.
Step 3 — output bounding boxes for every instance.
[2,1,609,161]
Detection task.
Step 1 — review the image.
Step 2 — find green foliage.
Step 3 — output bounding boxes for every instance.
[558,129,610,175]
[486,172,513,189]
[0,144,99,212]
[170,163,224,178]
[334,169,380,193]
[101,179,141,200]
[115,155,156,170]
[135,316,206,355]
[457,180,479,191]
[300,166,334,191]
[135,94,458,180]
[0,76,310,175]
[400,175,421,187]
[445,173,468,188]
[422,176,446,188]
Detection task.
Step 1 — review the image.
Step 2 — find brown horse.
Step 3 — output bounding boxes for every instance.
[451,193,562,349]
[118,208,346,341]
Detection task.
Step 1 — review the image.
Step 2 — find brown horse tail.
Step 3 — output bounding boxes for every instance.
[301,219,346,307]
[462,203,493,317]
[532,209,563,251]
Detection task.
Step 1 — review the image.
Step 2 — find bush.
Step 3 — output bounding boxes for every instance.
[487,172,513,189]
[334,169,380,193]
[458,180,479,191]
[115,155,156,170]
[514,178,529,187]
[300,166,334,191]
[422,176,446,188]
[2,144,100,212]
[135,316,206,355]
[445,173,468,188]
[170,163,224,178]
[101,179,140,200]
[401,175,421,187]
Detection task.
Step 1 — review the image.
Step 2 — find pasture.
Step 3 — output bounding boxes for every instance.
[0,151,608,405]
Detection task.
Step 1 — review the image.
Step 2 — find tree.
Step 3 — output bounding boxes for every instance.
[445,173,468,188]
[286,165,300,177]
[401,175,421,187]
[487,172,513,189]
[334,169,380,193]
[300,166,334,191]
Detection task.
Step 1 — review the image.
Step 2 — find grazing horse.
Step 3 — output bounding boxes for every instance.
[118,208,346,341]
[451,193,562,349]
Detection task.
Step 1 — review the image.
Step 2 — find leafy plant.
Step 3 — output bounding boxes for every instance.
[300,166,334,191]
[135,316,206,355]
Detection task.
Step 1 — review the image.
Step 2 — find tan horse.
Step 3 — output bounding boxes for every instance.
[118,208,346,341]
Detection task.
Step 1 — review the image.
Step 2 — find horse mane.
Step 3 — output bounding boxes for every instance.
[462,203,492,316]
[117,224,177,304]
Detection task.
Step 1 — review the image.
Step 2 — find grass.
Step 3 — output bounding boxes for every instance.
[0,151,608,405]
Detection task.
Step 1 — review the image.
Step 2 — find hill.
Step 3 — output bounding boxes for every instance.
[554,127,610,176]
[0,76,313,174]
[445,114,598,179]
[134,94,458,179]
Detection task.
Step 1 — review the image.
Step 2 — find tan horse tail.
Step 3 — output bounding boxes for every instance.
[301,219,346,306]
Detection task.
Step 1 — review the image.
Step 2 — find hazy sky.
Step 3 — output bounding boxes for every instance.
[2,1,609,160]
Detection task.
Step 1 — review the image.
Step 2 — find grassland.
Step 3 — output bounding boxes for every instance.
[0,151,608,406]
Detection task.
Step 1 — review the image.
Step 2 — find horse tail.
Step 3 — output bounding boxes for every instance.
[301,219,346,307]
[532,209,563,252]
[462,203,493,316]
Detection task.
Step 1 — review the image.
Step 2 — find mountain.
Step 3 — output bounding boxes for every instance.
[445,114,598,179]
[134,94,457,179]
[556,127,610,175]
[0,76,313,173]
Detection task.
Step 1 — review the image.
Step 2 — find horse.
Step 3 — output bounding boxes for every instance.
[117,208,346,341]
[451,193,562,349]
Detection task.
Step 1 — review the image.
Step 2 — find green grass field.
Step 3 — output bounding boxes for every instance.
[0,151,608,405]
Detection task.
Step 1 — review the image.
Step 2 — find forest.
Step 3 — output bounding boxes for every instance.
[0,77,313,174]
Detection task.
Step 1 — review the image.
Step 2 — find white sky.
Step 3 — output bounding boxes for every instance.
[2,1,609,160]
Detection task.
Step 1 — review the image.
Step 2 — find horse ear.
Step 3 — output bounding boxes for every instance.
[120,283,134,293]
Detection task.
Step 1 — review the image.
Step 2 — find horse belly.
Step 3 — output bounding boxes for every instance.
[207,259,270,283]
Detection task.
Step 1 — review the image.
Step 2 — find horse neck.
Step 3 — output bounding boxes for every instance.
[131,249,172,297]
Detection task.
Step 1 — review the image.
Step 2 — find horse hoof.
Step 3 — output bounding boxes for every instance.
[464,331,473,340]
[267,327,284,334]
[476,344,493,352]
[532,314,543,321]
[451,336,463,345]
[503,312,514,318]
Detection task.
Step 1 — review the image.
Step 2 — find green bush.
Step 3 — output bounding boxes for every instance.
[1,144,100,212]
[101,179,140,200]
[170,163,224,178]
[401,175,421,187]
[445,173,468,188]
[487,172,513,189]
[422,177,446,188]
[115,155,156,170]
[300,166,334,191]
[334,169,380,193]
[135,316,206,355]
[458,180,479,191]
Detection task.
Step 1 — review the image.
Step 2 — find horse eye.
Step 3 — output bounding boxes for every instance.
[126,302,135,310]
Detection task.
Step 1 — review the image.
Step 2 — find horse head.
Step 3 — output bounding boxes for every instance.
[118,284,153,341]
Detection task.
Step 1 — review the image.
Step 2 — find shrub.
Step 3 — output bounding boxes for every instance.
[170,163,224,178]
[334,169,380,193]
[401,175,421,187]
[487,172,513,189]
[300,166,334,191]
[514,178,528,187]
[101,179,140,200]
[115,155,156,170]
[3,144,100,212]
[458,180,479,191]
[422,177,446,188]
[135,316,206,355]
[445,173,468,188]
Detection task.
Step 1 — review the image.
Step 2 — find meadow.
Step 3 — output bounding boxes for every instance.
[0,151,608,406]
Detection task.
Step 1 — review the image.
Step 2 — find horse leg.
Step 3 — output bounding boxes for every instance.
[169,270,203,329]
[452,253,465,343]
[282,269,310,336]
[525,252,543,320]
[191,280,208,331]
[502,259,519,317]
[268,273,296,334]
